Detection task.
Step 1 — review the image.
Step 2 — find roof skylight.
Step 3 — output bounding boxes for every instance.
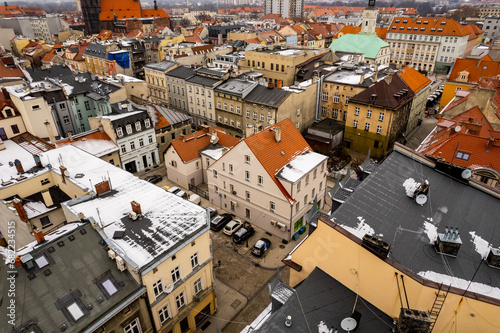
[67,302,84,321]
[102,279,118,296]
[34,255,49,269]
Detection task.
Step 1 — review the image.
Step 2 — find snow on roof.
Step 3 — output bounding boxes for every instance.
[200,147,224,160]
[46,145,207,268]
[276,151,326,183]
[100,110,143,121]
[115,74,144,83]
[339,216,375,239]
[24,200,57,219]
[0,140,49,187]
[60,138,118,157]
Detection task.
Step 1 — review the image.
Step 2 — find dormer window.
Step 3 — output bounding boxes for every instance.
[126,124,132,134]
[456,151,470,161]
[116,127,123,137]
[5,108,13,117]
[135,121,141,131]
[145,118,151,128]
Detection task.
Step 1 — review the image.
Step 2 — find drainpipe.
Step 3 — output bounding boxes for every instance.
[314,74,324,123]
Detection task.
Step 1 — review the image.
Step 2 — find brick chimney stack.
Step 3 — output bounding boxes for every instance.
[275,126,282,143]
[33,226,46,244]
[14,159,24,173]
[13,197,28,222]
[131,201,142,215]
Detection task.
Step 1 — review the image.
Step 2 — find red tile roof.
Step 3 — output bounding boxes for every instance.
[448,57,500,83]
[171,127,240,163]
[334,25,387,39]
[0,58,24,79]
[244,119,313,203]
[185,34,203,44]
[389,17,469,36]
[399,66,432,93]
[0,89,20,119]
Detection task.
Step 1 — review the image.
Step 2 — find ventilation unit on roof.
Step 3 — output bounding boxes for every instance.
[116,256,126,271]
[108,249,116,260]
[487,248,500,268]
[397,308,432,333]
[436,227,462,257]
[362,234,390,258]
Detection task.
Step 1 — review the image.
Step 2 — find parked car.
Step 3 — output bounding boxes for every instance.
[207,207,218,222]
[144,175,162,184]
[252,238,271,257]
[176,190,186,199]
[167,186,180,194]
[211,213,232,231]
[232,223,255,244]
[223,219,243,236]
[162,186,170,191]
[188,194,201,205]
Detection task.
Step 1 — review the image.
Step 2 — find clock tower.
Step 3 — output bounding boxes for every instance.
[361,0,378,35]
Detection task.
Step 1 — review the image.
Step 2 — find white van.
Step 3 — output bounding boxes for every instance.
[188,194,201,205]
[176,190,186,199]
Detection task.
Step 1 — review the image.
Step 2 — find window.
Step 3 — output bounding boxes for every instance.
[297,181,301,192]
[245,155,250,164]
[171,160,177,167]
[253,112,257,120]
[148,135,153,144]
[246,110,250,118]
[102,278,118,296]
[213,170,218,178]
[176,292,186,309]
[364,123,370,131]
[139,138,144,147]
[121,144,126,153]
[270,201,275,212]
[332,109,338,118]
[333,94,340,103]
[194,278,203,295]
[322,92,328,101]
[236,106,241,114]
[145,118,151,128]
[245,170,250,181]
[304,195,308,205]
[67,302,85,321]
[124,318,142,333]
[456,151,470,160]
[230,105,234,112]
[367,110,372,118]
[8,124,18,135]
[63,115,70,124]
[378,112,384,121]
[158,304,171,325]
[376,125,382,134]
[245,190,250,201]
[34,254,49,268]
[258,175,263,186]
[354,107,360,115]
[59,103,66,110]
[84,101,90,110]
[191,253,199,269]
[32,104,41,110]
[130,141,135,150]
[321,106,326,116]
[246,208,251,218]
[305,175,309,185]
[126,124,133,134]
[313,169,317,179]
[223,103,227,111]
[353,120,358,128]
[171,266,181,283]
[229,164,233,174]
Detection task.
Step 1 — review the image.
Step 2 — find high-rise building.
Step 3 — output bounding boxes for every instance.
[264,0,303,18]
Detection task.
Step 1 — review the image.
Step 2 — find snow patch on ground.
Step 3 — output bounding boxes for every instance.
[423,220,438,243]
[469,231,491,259]
[318,321,329,333]
[419,270,500,300]
[403,178,420,197]
[340,216,374,239]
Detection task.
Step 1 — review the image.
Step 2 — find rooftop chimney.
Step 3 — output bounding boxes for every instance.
[95,180,111,195]
[13,198,28,223]
[131,201,142,215]
[44,120,56,144]
[33,226,45,244]
[436,227,462,257]
[59,165,68,183]
[359,73,365,85]
[277,79,283,89]
[33,154,43,168]
[67,131,73,141]
[14,159,24,173]
[275,126,282,143]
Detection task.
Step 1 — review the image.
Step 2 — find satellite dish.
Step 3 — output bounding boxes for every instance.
[165,283,174,294]
[63,169,70,177]
[462,169,472,179]
[269,119,274,125]
[455,125,462,133]
[341,317,357,332]
[416,194,428,206]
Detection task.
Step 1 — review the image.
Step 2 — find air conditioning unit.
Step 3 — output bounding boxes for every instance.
[129,211,138,221]
[270,220,277,227]
[277,222,287,231]
[116,256,126,271]
[89,216,98,229]
[108,249,116,260]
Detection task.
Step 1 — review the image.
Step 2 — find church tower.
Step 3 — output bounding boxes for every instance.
[361,0,378,35]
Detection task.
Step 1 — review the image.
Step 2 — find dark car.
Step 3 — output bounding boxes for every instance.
[232,224,255,244]
[207,207,218,222]
[144,175,163,184]
[251,238,271,257]
[210,213,232,231]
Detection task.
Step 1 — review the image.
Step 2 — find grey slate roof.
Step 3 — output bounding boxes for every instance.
[144,60,176,72]
[165,66,196,79]
[331,147,500,296]
[243,85,292,108]
[256,267,394,332]
[215,78,257,98]
[11,223,143,332]
[186,74,221,87]
[84,43,108,59]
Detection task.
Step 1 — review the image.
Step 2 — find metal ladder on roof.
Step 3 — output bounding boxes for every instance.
[428,283,450,332]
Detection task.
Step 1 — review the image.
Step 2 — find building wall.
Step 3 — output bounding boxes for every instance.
[320,80,367,124]
[102,297,153,333]
[387,35,440,73]
[29,207,66,235]
[440,81,473,109]
[406,84,430,134]
[482,17,500,42]
[0,201,34,247]
[156,122,191,163]
[0,115,26,139]
[186,82,217,128]
[100,150,122,169]
[145,68,168,105]
[117,128,158,172]
[214,91,244,137]
[143,230,216,332]
[166,75,188,112]
[165,147,202,188]
[289,218,500,333]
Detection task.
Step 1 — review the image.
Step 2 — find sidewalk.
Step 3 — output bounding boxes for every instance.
[405,115,438,150]
[198,279,248,333]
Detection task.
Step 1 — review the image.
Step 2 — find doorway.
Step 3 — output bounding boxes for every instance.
[124,161,137,173]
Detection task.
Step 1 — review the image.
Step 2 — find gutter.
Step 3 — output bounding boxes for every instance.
[83,286,147,333]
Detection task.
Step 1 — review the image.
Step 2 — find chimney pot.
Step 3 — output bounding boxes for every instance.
[68,131,73,141]
[34,155,43,168]
[131,200,142,215]
[33,226,45,244]
[14,159,24,173]
[13,197,28,222]
[275,126,282,143]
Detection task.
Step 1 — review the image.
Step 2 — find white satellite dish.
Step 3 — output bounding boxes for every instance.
[462,169,472,179]
[454,125,462,133]
[341,317,357,332]
[165,283,174,294]
[416,194,428,206]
